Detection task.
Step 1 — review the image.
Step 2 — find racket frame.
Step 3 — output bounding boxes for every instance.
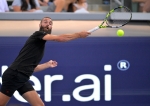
[88,6,132,33]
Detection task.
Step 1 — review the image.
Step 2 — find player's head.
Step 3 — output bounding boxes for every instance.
[39,17,53,34]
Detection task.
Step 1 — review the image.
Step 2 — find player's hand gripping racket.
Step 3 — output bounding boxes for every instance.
[88,6,132,33]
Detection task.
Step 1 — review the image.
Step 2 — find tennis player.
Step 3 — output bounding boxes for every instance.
[0,17,90,106]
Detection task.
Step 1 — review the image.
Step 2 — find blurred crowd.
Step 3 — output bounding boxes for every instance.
[132,0,150,12]
[0,0,89,13]
[0,0,150,13]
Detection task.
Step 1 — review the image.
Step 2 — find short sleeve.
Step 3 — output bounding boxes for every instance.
[12,0,21,6]
[34,0,40,8]
[32,31,47,40]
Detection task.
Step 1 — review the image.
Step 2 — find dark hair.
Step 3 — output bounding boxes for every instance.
[49,0,54,2]
[21,0,36,11]
[40,0,53,2]
[76,0,79,2]
[40,17,51,23]
[76,0,82,3]
[67,3,74,12]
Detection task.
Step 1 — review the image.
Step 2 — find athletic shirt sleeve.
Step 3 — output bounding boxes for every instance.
[32,31,47,40]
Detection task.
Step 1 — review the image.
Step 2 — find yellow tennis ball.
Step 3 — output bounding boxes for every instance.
[117,29,124,37]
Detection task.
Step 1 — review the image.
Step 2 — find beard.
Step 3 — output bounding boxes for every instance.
[39,25,52,34]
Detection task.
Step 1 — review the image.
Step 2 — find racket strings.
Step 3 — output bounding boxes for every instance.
[107,7,132,27]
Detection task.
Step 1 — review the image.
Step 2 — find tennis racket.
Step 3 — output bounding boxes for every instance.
[88,6,132,33]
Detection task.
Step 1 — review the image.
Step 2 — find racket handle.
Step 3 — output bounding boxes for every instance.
[88,26,99,33]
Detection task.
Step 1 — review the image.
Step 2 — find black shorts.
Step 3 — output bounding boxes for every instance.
[0,68,34,97]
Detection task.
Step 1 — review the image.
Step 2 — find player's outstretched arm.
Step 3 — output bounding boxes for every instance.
[34,60,57,72]
[42,31,90,42]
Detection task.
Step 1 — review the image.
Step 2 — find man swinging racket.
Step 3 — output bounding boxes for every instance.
[0,17,90,106]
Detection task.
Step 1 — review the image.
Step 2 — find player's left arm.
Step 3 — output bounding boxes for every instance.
[34,60,57,72]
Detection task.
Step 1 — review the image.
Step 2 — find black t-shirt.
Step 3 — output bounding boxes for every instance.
[9,31,47,76]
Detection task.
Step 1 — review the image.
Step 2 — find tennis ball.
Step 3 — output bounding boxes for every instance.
[117,29,124,37]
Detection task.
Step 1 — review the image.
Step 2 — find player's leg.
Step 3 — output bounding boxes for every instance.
[0,68,25,106]
[0,92,10,106]
[22,90,44,106]
[17,81,44,106]
[0,68,30,106]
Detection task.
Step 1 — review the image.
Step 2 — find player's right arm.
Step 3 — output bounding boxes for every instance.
[42,31,90,42]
